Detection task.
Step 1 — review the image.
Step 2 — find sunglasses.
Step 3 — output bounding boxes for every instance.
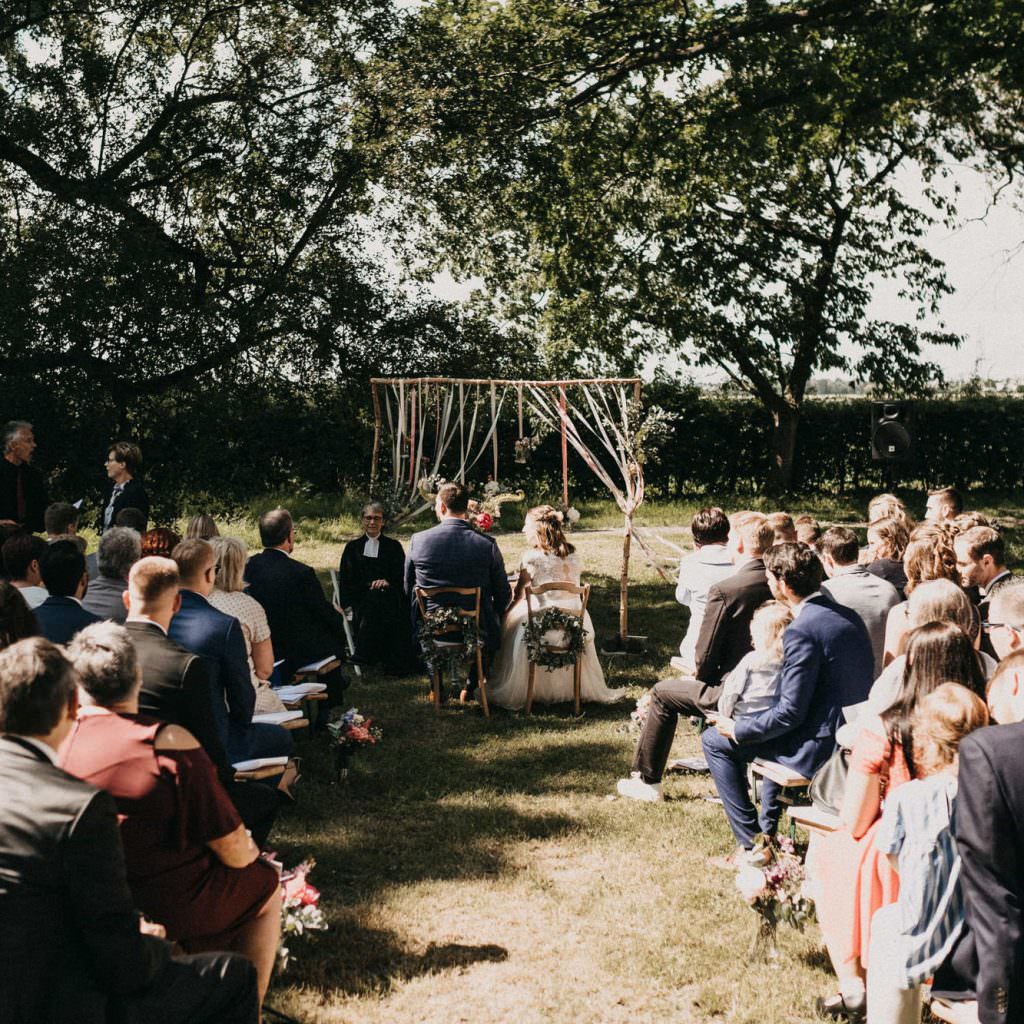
[982,621,1018,634]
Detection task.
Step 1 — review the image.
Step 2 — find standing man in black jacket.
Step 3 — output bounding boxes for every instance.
[0,421,48,533]
[0,636,258,1024]
[616,511,776,801]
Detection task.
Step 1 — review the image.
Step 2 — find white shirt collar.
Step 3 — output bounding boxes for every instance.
[981,570,1012,597]
[19,736,59,766]
[363,535,380,557]
[695,543,732,565]
[792,591,823,619]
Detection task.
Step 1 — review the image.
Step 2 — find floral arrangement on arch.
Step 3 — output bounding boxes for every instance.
[416,605,484,678]
[735,834,815,959]
[523,607,588,670]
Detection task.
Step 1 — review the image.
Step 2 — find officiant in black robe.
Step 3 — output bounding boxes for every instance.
[338,503,419,674]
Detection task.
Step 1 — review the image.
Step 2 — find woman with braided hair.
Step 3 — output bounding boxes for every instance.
[486,505,621,710]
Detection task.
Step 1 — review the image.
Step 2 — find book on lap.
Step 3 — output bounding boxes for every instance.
[296,655,336,673]
[232,756,289,772]
[252,710,305,725]
[273,682,328,701]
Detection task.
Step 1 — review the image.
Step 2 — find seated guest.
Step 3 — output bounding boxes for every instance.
[209,537,286,713]
[814,622,985,1020]
[865,517,910,597]
[867,492,912,528]
[89,508,147,581]
[952,510,992,534]
[868,684,989,1024]
[245,508,348,705]
[865,579,994,718]
[141,526,181,559]
[185,513,220,540]
[125,557,279,846]
[0,636,259,1024]
[35,539,100,644]
[765,511,797,544]
[61,623,282,1006]
[0,420,48,532]
[82,527,140,623]
[795,515,822,551]
[338,502,419,674]
[617,511,774,801]
[702,543,873,858]
[672,507,734,674]
[954,525,1015,659]
[819,525,900,676]
[925,485,962,523]
[950,650,1024,1024]
[97,442,149,534]
[882,534,960,666]
[0,581,37,649]
[2,531,49,608]
[169,540,293,767]
[44,501,79,541]
[718,601,792,719]
[984,578,1024,662]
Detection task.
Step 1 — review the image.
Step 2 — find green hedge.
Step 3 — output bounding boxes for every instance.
[4,375,1023,521]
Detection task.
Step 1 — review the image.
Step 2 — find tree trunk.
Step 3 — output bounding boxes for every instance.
[766,403,800,495]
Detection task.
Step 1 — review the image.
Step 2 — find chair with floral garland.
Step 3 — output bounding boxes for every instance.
[414,585,489,718]
[524,581,591,716]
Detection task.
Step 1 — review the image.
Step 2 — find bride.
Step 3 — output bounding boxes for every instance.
[487,505,622,710]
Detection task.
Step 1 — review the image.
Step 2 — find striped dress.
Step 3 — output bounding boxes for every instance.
[874,773,963,986]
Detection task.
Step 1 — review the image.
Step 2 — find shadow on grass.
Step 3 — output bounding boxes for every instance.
[281,919,508,996]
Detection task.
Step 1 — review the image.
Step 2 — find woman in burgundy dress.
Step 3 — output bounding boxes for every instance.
[60,622,282,1006]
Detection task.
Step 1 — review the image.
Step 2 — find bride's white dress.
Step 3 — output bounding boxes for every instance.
[487,549,622,710]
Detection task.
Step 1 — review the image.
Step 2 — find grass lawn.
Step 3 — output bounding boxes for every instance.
[172,497,1020,1024]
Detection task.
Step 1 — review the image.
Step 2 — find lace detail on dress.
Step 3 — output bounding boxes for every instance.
[521,549,581,588]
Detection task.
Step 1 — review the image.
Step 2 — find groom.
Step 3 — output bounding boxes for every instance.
[405,482,512,699]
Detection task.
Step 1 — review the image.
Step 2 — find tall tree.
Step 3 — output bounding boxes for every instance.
[394,0,1024,491]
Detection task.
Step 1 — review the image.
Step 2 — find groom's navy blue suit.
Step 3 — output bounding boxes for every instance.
[404,518,511,652]
[702,592,873,847]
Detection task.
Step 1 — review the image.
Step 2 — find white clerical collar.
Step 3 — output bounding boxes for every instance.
[364,535,380,557]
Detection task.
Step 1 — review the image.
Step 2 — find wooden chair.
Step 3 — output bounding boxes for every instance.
[414,586,489,718]
[750,758,812,840]
[524,581,591,716]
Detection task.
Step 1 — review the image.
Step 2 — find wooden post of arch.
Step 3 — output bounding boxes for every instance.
[559,386,569,510]
[370,382,382,498]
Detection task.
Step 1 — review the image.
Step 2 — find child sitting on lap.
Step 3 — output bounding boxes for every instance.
[718,601,793,719]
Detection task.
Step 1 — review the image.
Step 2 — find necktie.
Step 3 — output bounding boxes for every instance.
[15,466,25,522]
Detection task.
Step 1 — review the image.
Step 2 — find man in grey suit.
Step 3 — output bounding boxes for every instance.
[820,526,899,676]
[405,482,512,700]
[81,526,140,622]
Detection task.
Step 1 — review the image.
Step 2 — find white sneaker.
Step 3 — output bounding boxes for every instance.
[616,773,663,802]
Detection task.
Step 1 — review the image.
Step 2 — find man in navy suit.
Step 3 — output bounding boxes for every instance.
[168,539,292,766]
[702,542,873,856]
[404,482,512,699]
[34,539,101,644]
[244,508,349,705]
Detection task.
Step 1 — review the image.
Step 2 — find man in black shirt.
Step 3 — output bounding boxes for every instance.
[0,421,48,533]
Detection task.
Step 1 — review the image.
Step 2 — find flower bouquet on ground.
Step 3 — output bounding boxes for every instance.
[326,707,382,782]
[735,834,815,961]
[263,856,328,971]
[627,690,653,734]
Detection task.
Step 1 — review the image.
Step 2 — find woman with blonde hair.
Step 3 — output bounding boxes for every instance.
[881,535,961,666]
[487,505,621,709]
[207,536,286,713]
[184,513,220,540]
[865,517,910,597]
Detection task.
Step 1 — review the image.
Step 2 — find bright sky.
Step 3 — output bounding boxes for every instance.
[427,164,1024,384]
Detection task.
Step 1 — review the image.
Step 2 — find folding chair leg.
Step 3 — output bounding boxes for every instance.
[526,663,535,715]
[573,658,582,717]
[476,649,490,719]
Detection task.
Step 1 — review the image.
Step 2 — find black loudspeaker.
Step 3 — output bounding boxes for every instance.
[871,401,914,461]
